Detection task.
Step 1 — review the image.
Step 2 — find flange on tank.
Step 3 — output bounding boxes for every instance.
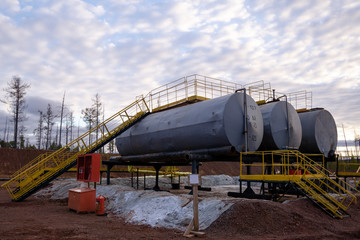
[258,101,302,150]
[116,92,264,156]
[298,109,337,157]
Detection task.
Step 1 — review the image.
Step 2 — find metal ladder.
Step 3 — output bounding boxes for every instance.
[290,151,358,219]
[1,98,150,201]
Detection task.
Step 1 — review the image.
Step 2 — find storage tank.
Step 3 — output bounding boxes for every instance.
[116,92,264,156]
[298,109,337,157]
[258,101,302,150]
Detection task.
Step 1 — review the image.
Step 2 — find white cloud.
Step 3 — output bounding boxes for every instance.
[0,0,359,144]
[0,0,20,13]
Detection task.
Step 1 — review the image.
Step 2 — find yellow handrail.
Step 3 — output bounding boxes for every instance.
[238,150,359,217]
[1,98,150,201]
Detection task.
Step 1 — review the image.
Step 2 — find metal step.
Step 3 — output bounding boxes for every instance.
[293,181,347,219]
[2,99,150,201]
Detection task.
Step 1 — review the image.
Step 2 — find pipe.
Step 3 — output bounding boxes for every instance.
[273,89,276,101]
[277,94,290,149]
[109,146,237,163]
[235,88,248,152]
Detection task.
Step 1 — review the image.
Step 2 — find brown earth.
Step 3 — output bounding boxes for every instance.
[1,185,360,240]
[1,148,360,239]
[0,148,52,177]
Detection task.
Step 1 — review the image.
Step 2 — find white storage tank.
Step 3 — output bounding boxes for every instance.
[116,92,264,156]
[259,101,302,150]
[298,109,337,157]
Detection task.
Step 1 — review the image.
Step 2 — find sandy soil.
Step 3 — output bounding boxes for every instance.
[0,187,184,240]
[1,149,360,239]
[1,182,360,240]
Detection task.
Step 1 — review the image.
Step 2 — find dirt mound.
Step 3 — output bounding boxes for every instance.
[208,198,360,239]
[2,180,360,239]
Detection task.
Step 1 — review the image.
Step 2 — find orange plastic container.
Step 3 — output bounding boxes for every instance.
[96,195,106,216]
[68,188,96,213]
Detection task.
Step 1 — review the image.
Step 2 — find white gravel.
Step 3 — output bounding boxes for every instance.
[35,175,235,230]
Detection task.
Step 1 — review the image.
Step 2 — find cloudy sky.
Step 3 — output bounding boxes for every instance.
[0,0,359,147]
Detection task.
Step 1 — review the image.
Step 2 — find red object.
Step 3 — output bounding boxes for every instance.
[77,153,101,182]
[96,195,106,216]
[289,169,302,175]
[68,188,96,213]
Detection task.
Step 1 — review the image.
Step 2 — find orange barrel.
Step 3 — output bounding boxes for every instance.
[95,195,106,216]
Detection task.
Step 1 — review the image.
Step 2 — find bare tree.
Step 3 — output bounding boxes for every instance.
[64,111,75,145]
[6,122,10,143]
[107,139,115,153]
[19,125,26,149]
[68,111,74,143]
[3,117,8,141]
[3,76,30,148]
[92,93,103,141]
[58,91,66,147]
[81,107,96,144]
[43,104,55,149]
[33,111,43,149]
[55,125,59,146]
[65,115,69,145]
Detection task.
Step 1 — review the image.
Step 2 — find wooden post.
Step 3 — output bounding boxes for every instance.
[184,174,205,238]
[193,183,199,231]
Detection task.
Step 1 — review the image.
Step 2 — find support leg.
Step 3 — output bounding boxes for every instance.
[137,168,139,190]
[153,165,162,191]
[106,164,114,185]
[246,165,251,189]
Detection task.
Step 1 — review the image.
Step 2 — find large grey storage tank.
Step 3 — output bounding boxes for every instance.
[298,109,337,157]
[116,92,264,156]
[259,101,302,150]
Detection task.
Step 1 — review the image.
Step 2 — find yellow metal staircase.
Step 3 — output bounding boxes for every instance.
[1,98,150,201]
[238,150,359,219]
[289,151,358,219]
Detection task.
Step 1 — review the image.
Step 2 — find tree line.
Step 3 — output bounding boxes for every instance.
[1,76,116,152]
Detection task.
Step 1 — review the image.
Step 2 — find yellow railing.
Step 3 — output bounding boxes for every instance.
[336,158,360,176]
[1,98,150,201]
[141,74,312,112]
[239,150,325,181]
[10,152,51,178]
[141,74,242,112]
[243,80,272,103]
[287,90,312,110]
[294,181,343,218]
[239,150,359,218]
[127,166,191,177]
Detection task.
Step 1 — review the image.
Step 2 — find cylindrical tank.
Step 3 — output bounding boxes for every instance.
[258,101,302,150]
[116,92,264,156]
[298,109,337,157]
